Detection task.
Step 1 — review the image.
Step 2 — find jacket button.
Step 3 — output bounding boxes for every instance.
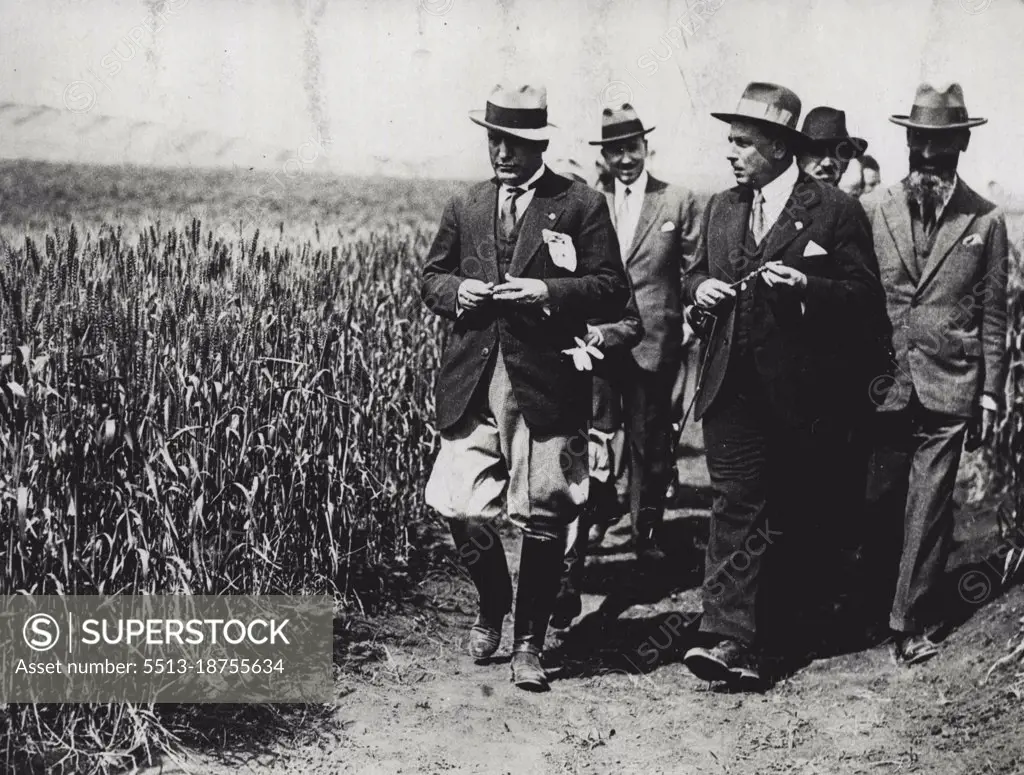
[482,347,490,356]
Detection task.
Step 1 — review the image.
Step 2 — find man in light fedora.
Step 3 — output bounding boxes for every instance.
[797,106,868,188]
[586,103,701,564]
[421,83,629,690]
[679,82,886,687]
[861,82,1009,665]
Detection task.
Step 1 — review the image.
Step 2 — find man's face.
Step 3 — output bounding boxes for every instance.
[907,127,969,182]
[601,137,647,185]
[488,131,545,185]
[726,121,783,188]
[862,168,880,195]
[798,142,851,187]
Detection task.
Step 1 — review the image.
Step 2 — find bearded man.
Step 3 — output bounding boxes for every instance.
[862,83,1009,665]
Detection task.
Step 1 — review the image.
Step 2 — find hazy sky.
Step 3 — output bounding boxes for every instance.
[1,0,1022,191]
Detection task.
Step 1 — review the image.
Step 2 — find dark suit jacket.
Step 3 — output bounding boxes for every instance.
[600,175,701,372]
[862,178,1009,418]
[682,173,888,429]
[422,168,629,435]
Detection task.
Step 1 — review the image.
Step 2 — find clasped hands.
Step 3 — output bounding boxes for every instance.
[457,274,550,311]
[694,262,808,308]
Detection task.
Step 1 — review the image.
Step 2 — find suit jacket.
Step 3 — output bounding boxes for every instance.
[682,174,888,429]
[599,175,701,372]
[862,178,1009,417]
[421,168,630,435]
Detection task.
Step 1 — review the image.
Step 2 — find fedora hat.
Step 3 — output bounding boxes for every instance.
[800,106,868,156]
[889,82,987,130]
[711,81,808,145]
[588,103,655,145]
[469,83,556,141]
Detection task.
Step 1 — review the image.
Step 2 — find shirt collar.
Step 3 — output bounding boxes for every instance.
[501,163,546,194]
[756,160,799,208]
[614,169,648,199]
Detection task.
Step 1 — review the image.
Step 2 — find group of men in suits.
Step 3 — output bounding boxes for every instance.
[420,78,1009,691]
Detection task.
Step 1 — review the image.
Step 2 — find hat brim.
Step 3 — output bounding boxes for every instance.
[889,115,988,130]
[711,112,810,146]
[469,111,555,141]
[587,127,655,146]
[804,136,869,157]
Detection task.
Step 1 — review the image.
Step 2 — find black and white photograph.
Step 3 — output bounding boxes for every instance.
[1,0,1023,772]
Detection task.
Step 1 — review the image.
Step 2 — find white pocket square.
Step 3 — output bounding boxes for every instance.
[660,221,675,232]
[542,228,577,272]
[803,239,828,257]
[962,233,983,247]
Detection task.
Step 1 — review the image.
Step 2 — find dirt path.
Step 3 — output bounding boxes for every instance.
[159,446,1024,775]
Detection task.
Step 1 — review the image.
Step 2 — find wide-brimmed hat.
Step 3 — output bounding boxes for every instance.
[889,82,987,130]
[800,107,868,157]
[588,103,655,146]
[711,82,808,145]
[469,83,556,141]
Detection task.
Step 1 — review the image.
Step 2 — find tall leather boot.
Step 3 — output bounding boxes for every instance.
[511,533,567,691]
[449,518,513,659]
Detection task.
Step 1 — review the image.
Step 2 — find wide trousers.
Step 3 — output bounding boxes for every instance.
[700,357,850,648]
[865,391,968,634]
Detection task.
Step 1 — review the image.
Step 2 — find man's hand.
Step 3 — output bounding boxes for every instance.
[694,278,737,308]
[966,402,998,452]
[492,273,550,307]
[457,278,494,311]
[585,324,605,347]
[761,261,807,292]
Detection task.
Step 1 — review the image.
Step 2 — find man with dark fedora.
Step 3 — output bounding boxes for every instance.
[861,82,1008,665]
[679,82,886,686]
[421,82,629,690]
[797,106,868,188]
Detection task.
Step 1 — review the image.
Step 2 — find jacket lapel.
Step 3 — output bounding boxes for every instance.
[916,183,977,293]
[508,170,568,277]
[760,177,821,266]
[624,177,663,264]
[719,187,752,277]
[880,182,918,283]
[468,180,500,283]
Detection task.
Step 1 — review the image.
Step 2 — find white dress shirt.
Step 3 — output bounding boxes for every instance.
[752,160,799,237]
[499,163,547,223]
[614,169,648,260]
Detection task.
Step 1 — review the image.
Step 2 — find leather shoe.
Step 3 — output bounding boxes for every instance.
[684,639,761,688]
[892,633,938,666]
[467,614,503,660]
[510,649,548,691]
[549,587,582,630]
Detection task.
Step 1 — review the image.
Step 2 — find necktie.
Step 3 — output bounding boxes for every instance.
[922,201,937,237]
[751,189,766,245]
[617,186,633,258]
[501,186,527,233]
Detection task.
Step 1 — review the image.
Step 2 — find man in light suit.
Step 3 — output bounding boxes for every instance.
[862,83,1008,665]
[680,82,886,686]
[421,83,629,690]
[587,103,701,563]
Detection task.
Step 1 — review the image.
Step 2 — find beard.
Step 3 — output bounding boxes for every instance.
[906,169,956,214]
[906,149,958,211]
